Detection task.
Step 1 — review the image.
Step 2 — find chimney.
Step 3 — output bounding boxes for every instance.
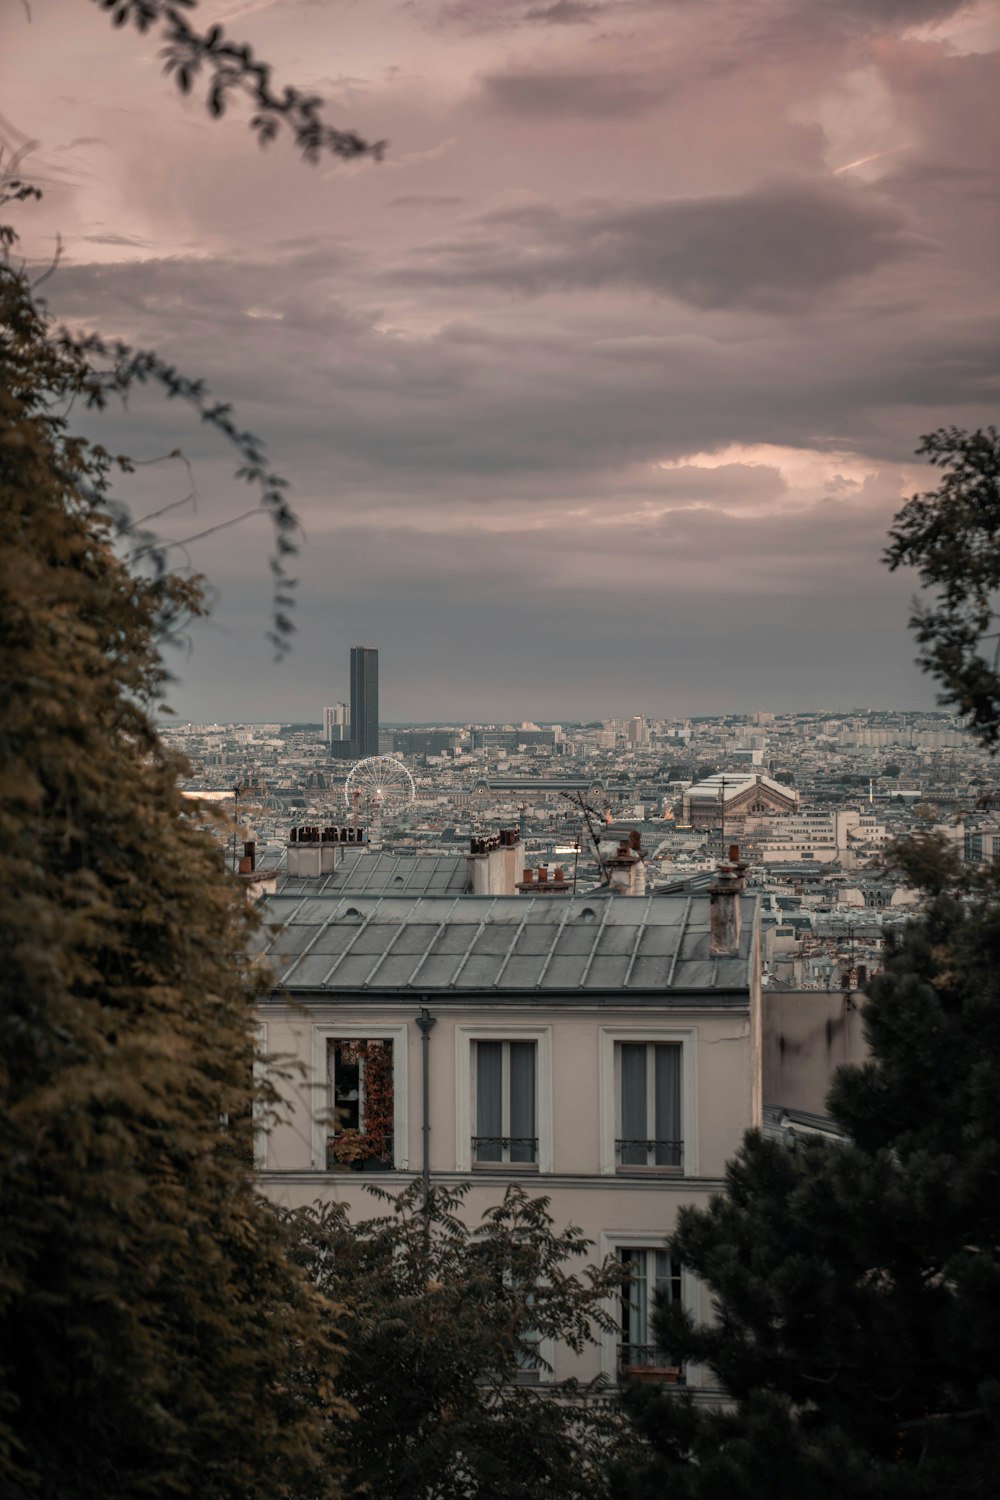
[515,862,571,894]
[238,839,256,874]
[467,828,522,894]
[286,824,360,877]
[606,837,645,897]
[710,845,747,955]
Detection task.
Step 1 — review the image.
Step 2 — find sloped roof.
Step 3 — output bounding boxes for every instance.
[686,773,795,803]
[254,891,757,999]
[275,848,468,898]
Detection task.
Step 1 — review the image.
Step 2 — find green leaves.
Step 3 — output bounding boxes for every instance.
[885,426,1000,748]
[616,854,1000,1500]
[285,1183,637,1499]
[0,229,347,1497]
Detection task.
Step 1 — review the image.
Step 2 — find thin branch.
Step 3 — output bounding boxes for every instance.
[126,506,269,562]
[91,0,385,164]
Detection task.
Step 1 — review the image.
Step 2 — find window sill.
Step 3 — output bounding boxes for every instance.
[473,1162,540,1173]
[614,1166,684,1178]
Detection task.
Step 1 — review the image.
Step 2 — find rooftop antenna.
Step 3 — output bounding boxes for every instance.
[560,789,612,885]
[719,775,727,857]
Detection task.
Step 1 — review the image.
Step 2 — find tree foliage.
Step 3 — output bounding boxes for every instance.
[613,835,1000,1500]
[285,1182,639,1500]
[886,426,1000,749]
[89,0,384,161]
[0,167,349,1500]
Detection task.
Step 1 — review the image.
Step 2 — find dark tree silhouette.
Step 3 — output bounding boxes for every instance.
[886,426,1000,749]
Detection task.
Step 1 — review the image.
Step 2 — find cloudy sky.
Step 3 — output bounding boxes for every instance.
[3,0,999,722]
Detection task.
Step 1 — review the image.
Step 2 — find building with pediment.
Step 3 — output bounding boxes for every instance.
[681,772,799,831]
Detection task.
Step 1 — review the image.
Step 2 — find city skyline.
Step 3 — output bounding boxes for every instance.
[3,1,996,721]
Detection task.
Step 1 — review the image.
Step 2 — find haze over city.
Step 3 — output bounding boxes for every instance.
[4,0,998,720]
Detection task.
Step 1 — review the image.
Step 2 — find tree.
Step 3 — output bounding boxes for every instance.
[885,426,1000,750]
[612,835,1000,1500]
[0,106,357,1500]
[285,1182,639,1500]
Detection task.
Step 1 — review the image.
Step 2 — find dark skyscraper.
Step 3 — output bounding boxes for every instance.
[350,646,379,759]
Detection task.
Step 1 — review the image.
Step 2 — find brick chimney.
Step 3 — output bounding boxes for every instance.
[710,844,747,954]
[516,862,572,895]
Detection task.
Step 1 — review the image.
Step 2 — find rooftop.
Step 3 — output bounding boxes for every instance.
[276,848,469,898]
[254,891,757,998]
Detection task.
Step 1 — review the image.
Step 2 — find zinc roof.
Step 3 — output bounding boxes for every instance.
[275,849,469,898]
[254,892,757,997]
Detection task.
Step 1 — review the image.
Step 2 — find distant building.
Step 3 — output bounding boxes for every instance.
[323,702,348,743]
[393,729,462,757]
[350,646,379,759]
[682,773,799,830]
[471,728,556,751]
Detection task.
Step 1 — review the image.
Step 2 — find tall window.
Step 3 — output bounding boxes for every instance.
[326,1038,394,1168]
[619,1248,682,1377]
[473,1040,537,1166]
[617,1042,682,1169]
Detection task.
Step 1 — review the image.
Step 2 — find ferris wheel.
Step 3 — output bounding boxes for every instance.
[344,756,416,818]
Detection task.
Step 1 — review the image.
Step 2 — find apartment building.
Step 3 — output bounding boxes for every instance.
[252,839,761,1391]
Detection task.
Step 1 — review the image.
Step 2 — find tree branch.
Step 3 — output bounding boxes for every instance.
[89,0,386,163]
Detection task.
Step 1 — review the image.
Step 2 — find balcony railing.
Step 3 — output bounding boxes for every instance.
[472,1136,538,1166]
[618,1344,684,1383]
[616,1138,683,1170]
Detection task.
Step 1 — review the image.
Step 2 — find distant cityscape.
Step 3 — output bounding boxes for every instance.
[163,645,995,996]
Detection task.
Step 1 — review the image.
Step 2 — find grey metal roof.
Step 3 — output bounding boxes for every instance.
[254,892,757,996]
[275,849,469,898]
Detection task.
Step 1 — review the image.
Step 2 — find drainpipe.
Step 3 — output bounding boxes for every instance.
[415,1005,437,1242]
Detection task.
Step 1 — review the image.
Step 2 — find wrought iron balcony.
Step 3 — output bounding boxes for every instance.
[615,1138,683,1169]
[472,1136,538,1166]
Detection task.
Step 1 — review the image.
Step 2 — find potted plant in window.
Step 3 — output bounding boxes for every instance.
[327,1040,395,1171]
[329,1129,375,1168]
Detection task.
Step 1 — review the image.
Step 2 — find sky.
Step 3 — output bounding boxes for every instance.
[3,0,999,722]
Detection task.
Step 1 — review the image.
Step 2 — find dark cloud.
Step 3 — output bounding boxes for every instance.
[522,1,610,23]
[47,242,997,510]
[81,231,151,247]
[399,179,923,311]
[817,0,969,23]
[479,66,665,118]
[414,0,622,32]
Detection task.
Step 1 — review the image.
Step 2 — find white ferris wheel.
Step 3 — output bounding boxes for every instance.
[344,756,416,824]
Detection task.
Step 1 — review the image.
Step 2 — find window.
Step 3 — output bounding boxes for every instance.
[617,1042,682,1169]
[473,1040,537,1166]
[618,1247,683,1380]
[326,1038,394,1169]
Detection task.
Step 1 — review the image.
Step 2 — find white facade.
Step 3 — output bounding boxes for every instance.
[253,887,761,1391]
